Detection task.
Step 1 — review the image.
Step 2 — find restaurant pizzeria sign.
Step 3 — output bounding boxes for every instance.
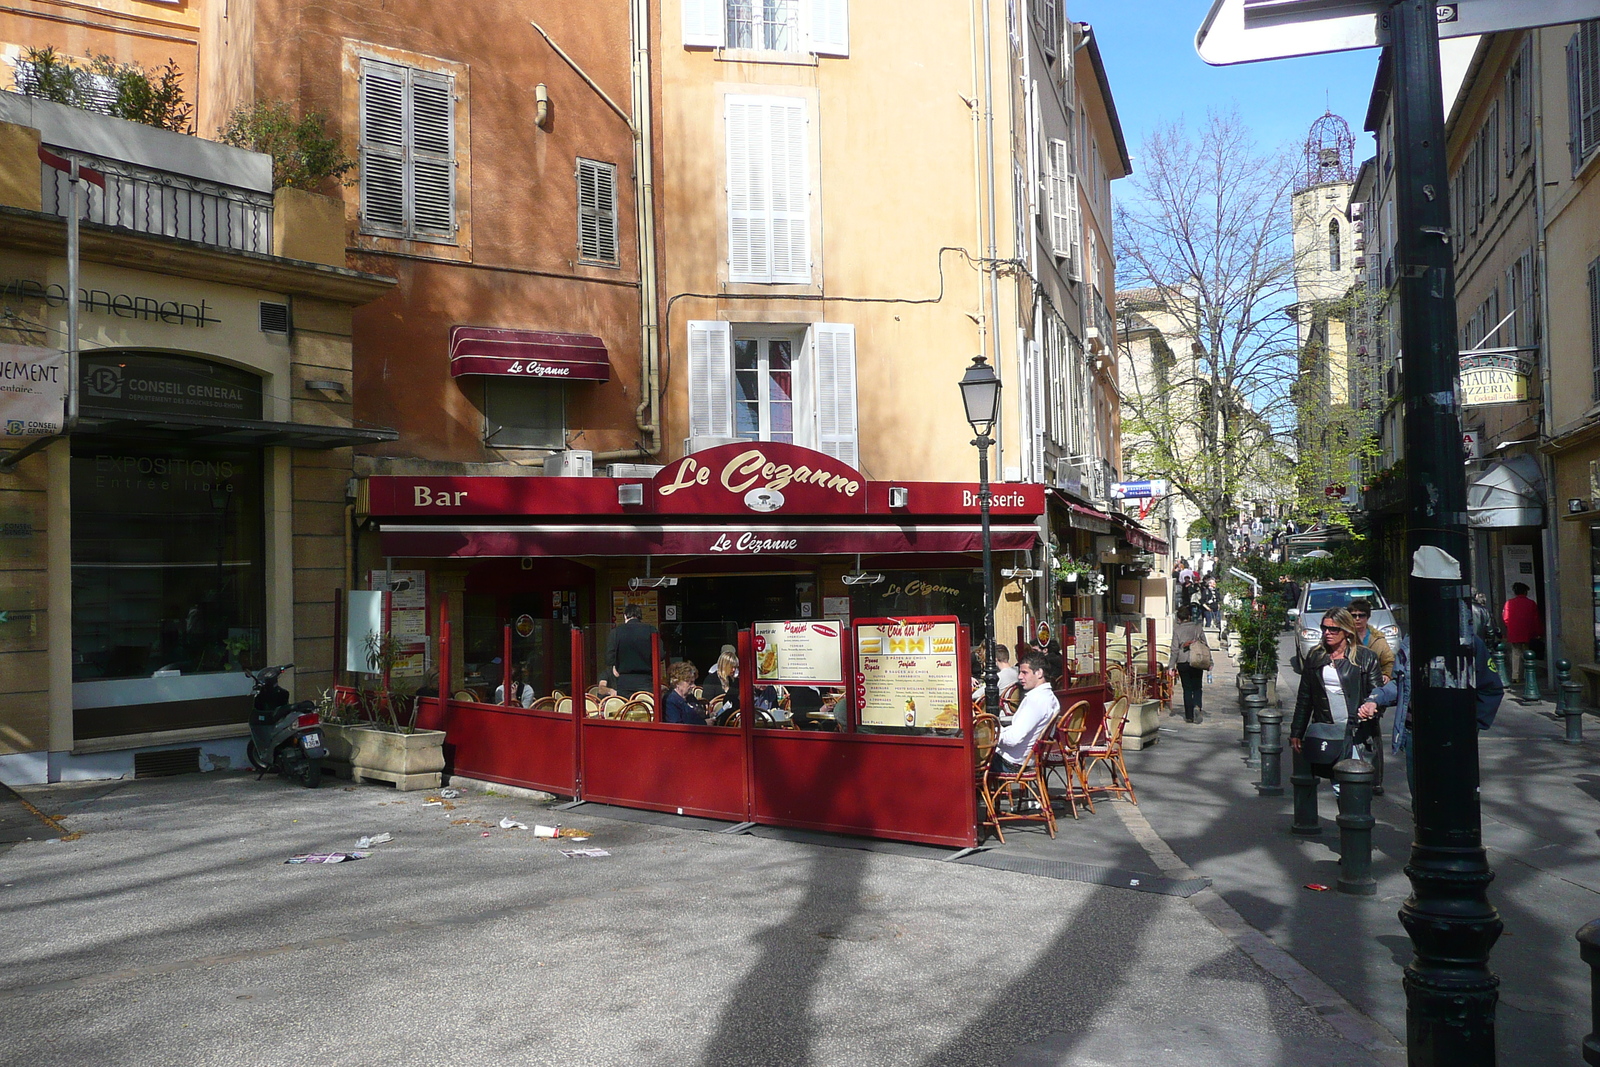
[1460,353,1531,407]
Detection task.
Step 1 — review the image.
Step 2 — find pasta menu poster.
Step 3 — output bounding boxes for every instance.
[854,618,964,729]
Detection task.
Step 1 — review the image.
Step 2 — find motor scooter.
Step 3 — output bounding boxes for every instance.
[245,664,326,788]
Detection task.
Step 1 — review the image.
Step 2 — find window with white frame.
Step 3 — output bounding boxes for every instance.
[682,0,848,55]
[725,95,811,284]
[359,58,456,241]
[686,320,858,466]
[576,158,619,265]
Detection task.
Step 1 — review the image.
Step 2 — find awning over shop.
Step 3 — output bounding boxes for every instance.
[1065,501,1115,534]
[78,407,399,449]
[1116,516,1168,555]
[449,326,610,382]
[378,522,1040,558]
[1467,454,1544,528]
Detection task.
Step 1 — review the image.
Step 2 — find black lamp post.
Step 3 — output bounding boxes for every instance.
[959,355,1002,717]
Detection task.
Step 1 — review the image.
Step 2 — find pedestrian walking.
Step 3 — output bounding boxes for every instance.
[1170,605,1208,724]
[1199,576,1221,629]
[1501,582,1543,685]
[1289,608,1381,786]
[1345,598,1394,683]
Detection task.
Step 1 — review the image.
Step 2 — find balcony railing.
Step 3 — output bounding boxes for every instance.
[40,147,274,255]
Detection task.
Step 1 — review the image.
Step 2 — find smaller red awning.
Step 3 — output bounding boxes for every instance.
[1118,519,1168,555]
[449,326,610,382]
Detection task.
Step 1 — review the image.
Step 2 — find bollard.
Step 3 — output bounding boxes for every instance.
[1577,919,1600,1065]
[1257,709,1284,796]
[1522,648,1543,702]
[1243,689,1264,768]
[1333,758,1377,895]
[1561,660,1586,743]
[1290,747,1321,836]
[1492,643,1509,686]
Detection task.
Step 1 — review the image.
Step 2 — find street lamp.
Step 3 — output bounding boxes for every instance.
[959,355,1002,718]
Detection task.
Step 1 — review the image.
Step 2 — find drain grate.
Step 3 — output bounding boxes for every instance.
[956,851,1211,897]
[134,748,201,779]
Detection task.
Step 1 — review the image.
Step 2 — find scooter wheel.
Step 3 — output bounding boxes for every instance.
[303,760,322,789]
[246,741,271,772]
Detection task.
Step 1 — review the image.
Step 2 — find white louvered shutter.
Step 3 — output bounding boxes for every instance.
[805,0,849,57]
[410,69,456,238]
[360,60,407,233]
[812,323,858,468]
[726,96,810,284]
[1048,138,1071,261]
[577,159,619,263]
[687,320,734,439]
[1029,339,1046,481]
[682,0,726,47]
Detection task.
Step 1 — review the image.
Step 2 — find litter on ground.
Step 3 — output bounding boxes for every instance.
[355,833,392,848]
[499,817,528,830]
[286,852,371,864]
[559,848,610,858]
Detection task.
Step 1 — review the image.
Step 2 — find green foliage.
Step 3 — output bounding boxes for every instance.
[13,47,193,132]
[1229,589,1285,678]
[217,100,355,191]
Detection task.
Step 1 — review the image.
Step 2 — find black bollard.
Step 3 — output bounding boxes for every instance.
[1291,747,1321,836]
[1243,689,1264,768]
[1522,648,1543,702]
[1257,709,1284,796]
[1333,758,1376,896]
[1561,660,1585,744]
[1578,919,1600,1065]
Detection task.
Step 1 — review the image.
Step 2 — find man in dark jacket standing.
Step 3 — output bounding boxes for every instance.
[606,603,660,696]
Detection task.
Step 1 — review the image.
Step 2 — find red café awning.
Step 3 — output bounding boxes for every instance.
[449,326,610,382]
[378,522,1040,559]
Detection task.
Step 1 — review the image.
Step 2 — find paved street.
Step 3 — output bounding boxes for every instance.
[3,634,1594,1065]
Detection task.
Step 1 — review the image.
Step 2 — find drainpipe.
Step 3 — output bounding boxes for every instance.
[530,5,661,465]
[1532,35,1561,688]
[981,0,1003,474]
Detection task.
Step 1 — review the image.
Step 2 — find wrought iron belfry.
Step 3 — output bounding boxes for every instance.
[1388,2,1501,1062]
[1299,109,1358,192]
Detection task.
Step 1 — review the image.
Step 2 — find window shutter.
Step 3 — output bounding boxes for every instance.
[682,0,726,47]
[768,98,810,282]
[805,0,849,57]
[1519,38,1534,154]
[1584,23,1600,159]
[1589,256,1600,400]
[1485,102,1499,203]
[725,97,767,281]
[812,322,858,468]
[1029,339,1046,481]
[577,158,619,263]
[687,320,734,439]
[726,95,809,284]
[360,60,407,233]
[410,69,456,238]
[1048,138,1078,274]
[1572,36,1585,176]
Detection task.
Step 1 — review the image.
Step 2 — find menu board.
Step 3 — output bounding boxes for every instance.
[1073,619,1098,672]
[854,618,964,729]
[753,620,845,685]
[611,589,660,627]
[368,569,429,677]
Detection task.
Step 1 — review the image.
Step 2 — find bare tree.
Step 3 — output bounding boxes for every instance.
[1115,109,1306,571]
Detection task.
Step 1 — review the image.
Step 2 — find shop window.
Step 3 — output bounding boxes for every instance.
[1592,524,1600,663]
[483,377,565,450]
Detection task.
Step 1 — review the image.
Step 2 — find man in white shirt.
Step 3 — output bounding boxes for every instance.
[992,654,1060,770]
[994,644,1020,691]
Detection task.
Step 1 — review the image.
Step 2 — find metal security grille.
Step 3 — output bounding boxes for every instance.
[134,748,201,779]
[259,301,290,334]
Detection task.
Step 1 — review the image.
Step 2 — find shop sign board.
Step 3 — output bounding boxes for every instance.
[0,343,66,437]
[448,326,611,382]
[81,351,262,420]
[753,620,845,685]
[367,569,429,676]
[1460,354,1532,406]
[854,617,964,729]
[1072,619,1098,672]
[653,441,867,515]
[1110,479,1169,500]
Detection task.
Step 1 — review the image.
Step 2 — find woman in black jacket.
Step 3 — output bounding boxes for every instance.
[1290,607,1381,779]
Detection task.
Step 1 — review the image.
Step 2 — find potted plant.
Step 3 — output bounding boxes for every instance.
[321,631,445,790]
[1113,674,1161,750]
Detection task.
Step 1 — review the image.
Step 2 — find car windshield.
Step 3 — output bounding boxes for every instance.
[1306,587,1385,612]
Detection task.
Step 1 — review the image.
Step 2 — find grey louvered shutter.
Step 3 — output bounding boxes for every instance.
[577,158,619,263]
[410,69,455,238]
[360,60,407,234]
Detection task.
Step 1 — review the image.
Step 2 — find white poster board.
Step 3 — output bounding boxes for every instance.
[0,344,66,438]
[854,619,962,729]
[753,620,844,685]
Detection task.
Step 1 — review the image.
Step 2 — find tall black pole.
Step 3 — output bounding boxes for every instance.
[976,434,1000,714]
[1388,2,1501,1062]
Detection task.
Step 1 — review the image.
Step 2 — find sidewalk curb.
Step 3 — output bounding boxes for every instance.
[1113,800,1407,1067]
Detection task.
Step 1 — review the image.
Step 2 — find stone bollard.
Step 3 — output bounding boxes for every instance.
[1576,919,1600,1065]
[1257,709,1284,796]
[1561,659,1586,744]
[1243,688,1264,768]
[1333,758,1377,896]
[1522,649,1543,702]
[1291,747,1321,836]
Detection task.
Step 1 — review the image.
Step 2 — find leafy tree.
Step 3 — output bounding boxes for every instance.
[217,100,355,192]
[12,47,192,132]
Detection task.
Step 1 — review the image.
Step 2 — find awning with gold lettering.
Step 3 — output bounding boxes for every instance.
[449,326,610,382]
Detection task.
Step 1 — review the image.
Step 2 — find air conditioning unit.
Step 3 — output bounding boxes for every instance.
[606,463,664,479]
[687,435,740,454]
[543,450,594,477]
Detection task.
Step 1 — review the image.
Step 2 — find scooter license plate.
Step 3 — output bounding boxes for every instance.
[300,732,323,750]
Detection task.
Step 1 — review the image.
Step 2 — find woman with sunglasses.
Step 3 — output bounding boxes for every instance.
[1290,607,1382,782]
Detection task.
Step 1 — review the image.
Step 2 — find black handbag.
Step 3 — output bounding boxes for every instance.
[1302,720,1352,765]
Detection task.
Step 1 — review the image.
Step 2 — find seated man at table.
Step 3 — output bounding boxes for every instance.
[990,653,1060,775]
[662,661,709,725]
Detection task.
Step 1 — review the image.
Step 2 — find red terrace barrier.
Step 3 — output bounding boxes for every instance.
[428,697,579,797]
[579,719,751,821]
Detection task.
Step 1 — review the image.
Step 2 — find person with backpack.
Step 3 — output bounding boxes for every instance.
[1170,605,1210,724]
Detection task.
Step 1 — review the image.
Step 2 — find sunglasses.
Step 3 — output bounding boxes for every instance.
[1321,626,1345,634]
[1349,612,1370,619]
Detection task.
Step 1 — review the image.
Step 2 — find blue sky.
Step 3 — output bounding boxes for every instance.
[1072,1,1383,175]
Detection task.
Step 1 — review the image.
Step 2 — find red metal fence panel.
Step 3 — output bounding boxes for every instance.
[435,698,578,796]
[579,719,750,821]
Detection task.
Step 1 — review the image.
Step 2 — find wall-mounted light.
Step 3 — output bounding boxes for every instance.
[1571,498,1588,515]
[628,576,678,590]
[535,83,550,129]
[888,486,909,508]
[305,379,344,393]
[617,483,644,506]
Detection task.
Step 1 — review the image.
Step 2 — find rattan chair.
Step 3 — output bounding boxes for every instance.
[1037,699,1092,818]
[979,724,1057,843]
[530,695,559,712]
[999,683,1022,717]
[600,695,628,719]
[629,691,655,707]
[972,713,1000,785]
[452,688,481,704]
[559,696,580,716]
[1080,696,1137,805]
[620,699,654,722]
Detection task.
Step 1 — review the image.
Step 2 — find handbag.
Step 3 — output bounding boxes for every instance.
[1302,720,1352,765]
[1186,639,1213,672]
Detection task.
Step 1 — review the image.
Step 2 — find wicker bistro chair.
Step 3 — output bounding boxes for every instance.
[979,714,1060,843]
[1037,699,1092,818]
[530,695,559,712]
[620,699,654,722]
[972,713,1000,786]
[600,695,629,719]
[999,683,1022,717]
[1080,696,1137,805]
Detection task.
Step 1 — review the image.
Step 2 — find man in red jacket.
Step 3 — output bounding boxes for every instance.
[1502,582,1543,685]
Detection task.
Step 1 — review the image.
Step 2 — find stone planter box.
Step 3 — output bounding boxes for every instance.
[322,722,444,791]
[1122,700,1162,750]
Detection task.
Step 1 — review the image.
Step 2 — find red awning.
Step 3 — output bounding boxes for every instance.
[449,326,610,382]
[378,522,1039,559]
[1119,520,1168,555]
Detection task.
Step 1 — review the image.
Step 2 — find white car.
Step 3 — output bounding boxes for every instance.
[1288,579,1402,672]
